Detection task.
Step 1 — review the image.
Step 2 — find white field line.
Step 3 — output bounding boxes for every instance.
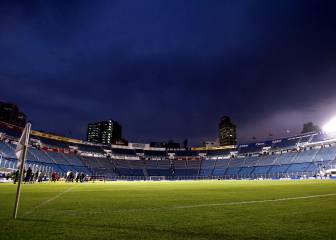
[23,185,77,216]
[168,193,336,210]
[105,193,336,214]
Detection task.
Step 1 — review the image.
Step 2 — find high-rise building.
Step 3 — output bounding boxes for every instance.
[87,120,122,144]
[0,101,26,127]
[219,116,237,146]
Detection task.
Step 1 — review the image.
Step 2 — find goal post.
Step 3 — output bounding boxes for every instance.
[148,176,166,181]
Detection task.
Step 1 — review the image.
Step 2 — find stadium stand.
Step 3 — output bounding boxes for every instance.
[199,160,216,176]
[1,120,336,180]
[238,143,265,154]
[239,167,254,176]
[271,137,300,149]
[293,149,319,163]
[175,150,199,157]
[243,156,260,167]
[212,159,230,176]
[147,160,171,176]
[311,133,328,143]
[313,146,336,162]
[228,157,245,168]
[0,142,16,159]
[38,136,69,148]
[206,149,231,156]
[144,150,164,156]
[252,166,271,175]
[257,154,278,166]
[112,148,136,156]
[274,152,298,165]
[76,143,105,154]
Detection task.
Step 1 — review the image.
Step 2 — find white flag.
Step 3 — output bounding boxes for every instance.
[15,123,31,168]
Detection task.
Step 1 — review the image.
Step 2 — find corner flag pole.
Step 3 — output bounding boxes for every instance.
[13,122,31,219]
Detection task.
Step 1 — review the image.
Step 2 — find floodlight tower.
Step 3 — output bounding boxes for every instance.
[322,116,336,134]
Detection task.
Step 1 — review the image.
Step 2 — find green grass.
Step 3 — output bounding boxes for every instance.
[1,180,336,240]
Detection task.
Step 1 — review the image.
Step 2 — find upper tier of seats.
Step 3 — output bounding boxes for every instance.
[0,121,335,169]
[144,150,167,157]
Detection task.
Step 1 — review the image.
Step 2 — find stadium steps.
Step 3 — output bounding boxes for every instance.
[251,165,271,176]
[109,158,118,173]
[238,167,254,176]
[43,152,69,174]
[0,158,17,169]
[142,167,148,177]
[199,159,216,177]
[44,151,63,165]
[28,148,44,163]
[313,146,336,162]
[56,153,73,166]
[268,164,291,174]
[310,149,319,162]
[0,142,12,159]
[61,153,85,166]
[286,163,311,173]
[2,142,17,159]
[186,159,202,176]
[308,135,314,143]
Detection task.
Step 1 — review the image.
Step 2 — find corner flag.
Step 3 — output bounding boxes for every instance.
[15,123,31,168]
[13,122,32,219]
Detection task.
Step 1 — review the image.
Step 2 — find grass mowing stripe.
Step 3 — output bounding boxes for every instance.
[23,185,77,216]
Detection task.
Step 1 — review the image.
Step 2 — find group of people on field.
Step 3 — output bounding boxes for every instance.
[51,171,60,182]
[7,169,88,183]
[65,171,86,183]
[9,167,46,184]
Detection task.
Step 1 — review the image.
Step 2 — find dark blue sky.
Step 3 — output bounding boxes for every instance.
[1,0,336,145]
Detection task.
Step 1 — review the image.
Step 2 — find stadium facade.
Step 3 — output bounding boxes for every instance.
[0,120,335,180]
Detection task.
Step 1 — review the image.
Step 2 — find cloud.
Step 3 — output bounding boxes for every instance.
[238,96,336,142]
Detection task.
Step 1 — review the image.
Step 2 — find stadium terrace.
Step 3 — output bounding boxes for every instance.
[0,121,335,181]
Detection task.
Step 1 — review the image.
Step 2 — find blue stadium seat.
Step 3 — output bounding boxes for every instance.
[225,167,242,176]
[0,142,16,159]
[252,166,271,175]
[286,163,310,173]
[269,165,290,173]
[239,167,254,176]
[313,146,336,162]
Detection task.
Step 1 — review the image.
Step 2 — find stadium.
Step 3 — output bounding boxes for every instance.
[1,119,336,240]
[1,121,336,180]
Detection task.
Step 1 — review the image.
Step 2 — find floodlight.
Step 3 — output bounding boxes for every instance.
[322,116,336,134]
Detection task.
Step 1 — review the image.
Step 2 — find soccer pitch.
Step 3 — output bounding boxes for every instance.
[1,180,335,240]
